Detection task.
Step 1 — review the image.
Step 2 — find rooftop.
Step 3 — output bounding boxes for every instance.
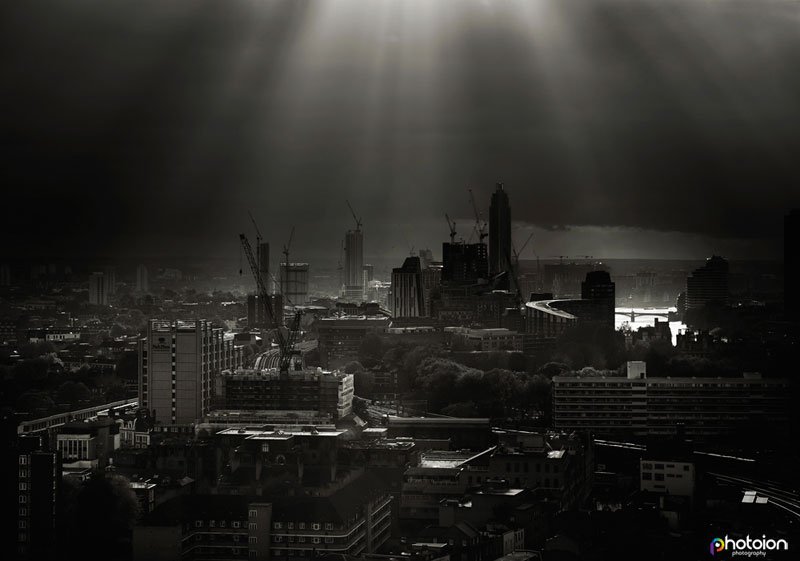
[525,300,578,320]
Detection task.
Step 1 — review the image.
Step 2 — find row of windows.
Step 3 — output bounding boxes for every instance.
[273,522,331,531]
[274,536,332,544]
[194,520,245,528]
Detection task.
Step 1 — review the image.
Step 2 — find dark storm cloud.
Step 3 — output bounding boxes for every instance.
[1,0,797,261]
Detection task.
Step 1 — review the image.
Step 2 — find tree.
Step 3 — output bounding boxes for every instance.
[359,333,384,367]
[68,473,141,560]
[442,401,480,417]
[56,381,91,405]
[115,352,138,381]
[16,391,55,414]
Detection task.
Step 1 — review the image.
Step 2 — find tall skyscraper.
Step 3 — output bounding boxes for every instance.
[103,266,116,296]
[138,320,242,425]
[258,242,270,291]
[581,270,616,329]
[786,210,798,316]
[280,262,310,305]
[88,271,108,305]
[686,255,729,310]
[135,264,149,293]
[345,228,364,294]
[391,256,424,318]
[489,182,511,277]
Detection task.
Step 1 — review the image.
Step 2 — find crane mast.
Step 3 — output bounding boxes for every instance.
[240,233,300,372]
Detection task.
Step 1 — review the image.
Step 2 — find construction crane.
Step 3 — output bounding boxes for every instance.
[239,233,302,373]
[248,211,264,270]
[282,226,295,267]
[444,213,457,243]
[346,200,362,231]
[468,188,488,243]
[509,234,530,302]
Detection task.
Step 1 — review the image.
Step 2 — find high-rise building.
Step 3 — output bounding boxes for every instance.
[685,255,729,310]
[418,248,435,268]
[138,320,243,425]
[15,435,60,559]
[88,271,108,306]
[280,262,310,305]
[391,256,424,318]
[489,183,511,277]
[103,265,116,296]
[345,228,364,293]
[135,264,149,293]
[442,242,488,284]
[581,270,616,329]
[363,263,374,287]
[258,241,270,290]
[247,293,284,328]
[786,210,799,316]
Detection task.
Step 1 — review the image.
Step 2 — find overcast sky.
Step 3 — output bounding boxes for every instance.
[1,0,798,263]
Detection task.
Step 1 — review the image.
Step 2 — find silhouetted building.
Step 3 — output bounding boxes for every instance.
[88,271,108,305]
[345,228,364,295]
[442,242,488,284]
[581,270,616,329]
[103,265,116,295]
[136,264,149,293]
[786,210,799,316]
[138,319,243,425]
[280,262,310,305]
[15,435,61,559]
[315,316,390,368]
[247,293,284,329]
[489,183,511,277]
[686,255,729,310]
[258,241,270,290]
[392,256,424,318]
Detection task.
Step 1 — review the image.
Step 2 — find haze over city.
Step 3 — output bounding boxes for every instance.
[3,0,799,261]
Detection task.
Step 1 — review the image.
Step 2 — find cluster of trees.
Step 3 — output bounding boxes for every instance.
[349,334,555,422]
[0,349,134,416]
[60,473,140,560]
[414,358,551,420]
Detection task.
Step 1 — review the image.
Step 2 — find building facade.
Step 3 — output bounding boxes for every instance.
[685,255,729,310]
[552,364,790,437]
[392,256,425,318]
[345,229,364,294]
[280,263,310,306]
[88,271,108,305]
[489,183,511,277]
[138,320,243,425]
[215,367,355,419]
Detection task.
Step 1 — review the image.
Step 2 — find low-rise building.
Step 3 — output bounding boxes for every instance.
[214,367,354,419]
[552,362,790,437]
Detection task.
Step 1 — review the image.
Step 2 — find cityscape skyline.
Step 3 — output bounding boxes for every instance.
[2,1,798,560]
